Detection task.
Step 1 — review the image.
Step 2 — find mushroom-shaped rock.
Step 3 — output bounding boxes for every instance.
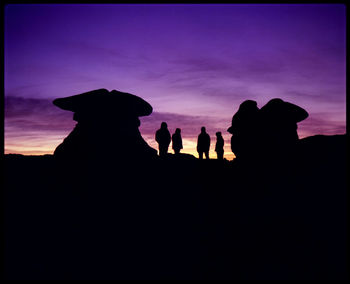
[53,89,153,121]
[259,98,309,159]
[259,98,308,124]
[53,89,157,162]
[259,98,308,138]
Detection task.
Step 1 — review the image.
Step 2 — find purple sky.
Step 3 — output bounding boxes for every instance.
[4,4,346,158]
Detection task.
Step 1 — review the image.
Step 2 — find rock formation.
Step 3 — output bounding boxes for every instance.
[53,89,157,163]
[259,98,308,160]
[227,98,308,162]
[227,100,260,161]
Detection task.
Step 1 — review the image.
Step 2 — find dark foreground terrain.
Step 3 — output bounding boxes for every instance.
[3,134,347,280]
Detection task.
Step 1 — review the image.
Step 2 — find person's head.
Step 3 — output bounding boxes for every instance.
[161,122,167,129]
[216,131,222,137]
[175,128,181,134]
[201,126,206,133]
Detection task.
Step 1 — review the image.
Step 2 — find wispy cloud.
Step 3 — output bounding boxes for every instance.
[5,96,75,154]
[298,112,346,138]
[141,111,228,138]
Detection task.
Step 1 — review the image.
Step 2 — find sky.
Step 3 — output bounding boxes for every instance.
[4,4,346,159]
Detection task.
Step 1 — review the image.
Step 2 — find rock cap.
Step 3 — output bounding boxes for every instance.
[53,89,153,117]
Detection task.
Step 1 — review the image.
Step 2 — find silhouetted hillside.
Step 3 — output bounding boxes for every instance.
[3,134,347,280]
[298,134,346,170]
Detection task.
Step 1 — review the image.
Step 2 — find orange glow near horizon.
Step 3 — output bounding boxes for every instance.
[5,135,236,160]
[5,142,61,156]
[3,128,329,158]
[4,132,67,156]
[2,121,338,159]
[143,137,235,160]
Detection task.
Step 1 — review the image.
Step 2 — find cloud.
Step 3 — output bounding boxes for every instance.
[285,90,346,104]
[140,111,230,139]
[5,96,75,154]
[298,112,346,138]
[5,96,74,130]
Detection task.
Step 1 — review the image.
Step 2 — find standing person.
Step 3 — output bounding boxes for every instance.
[172,128,183,155]
[197,127,210,159]
[155,122,171,157]
[215,132,224,160]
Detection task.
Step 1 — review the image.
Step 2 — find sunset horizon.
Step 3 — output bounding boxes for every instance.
[3,4,347,280]
[4,4,346,159]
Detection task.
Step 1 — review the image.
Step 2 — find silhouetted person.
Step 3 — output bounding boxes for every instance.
[227,100,260,161]
[155,122,171,157]
[215,132,224,160]
[172,128,183,155]
[197,127,210,159]
[259,98,308,161]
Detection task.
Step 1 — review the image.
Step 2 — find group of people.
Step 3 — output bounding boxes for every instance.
[155,122,183,157]
[155,122,225,160]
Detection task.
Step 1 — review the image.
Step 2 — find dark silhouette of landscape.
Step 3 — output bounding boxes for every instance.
[3,89,347,280]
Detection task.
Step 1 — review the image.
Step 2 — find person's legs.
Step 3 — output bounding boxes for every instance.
[220,151,224,160]
[159,145,168,157]
[198,151,203,160]
[205,151,209,159]
[217,151,223,160]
